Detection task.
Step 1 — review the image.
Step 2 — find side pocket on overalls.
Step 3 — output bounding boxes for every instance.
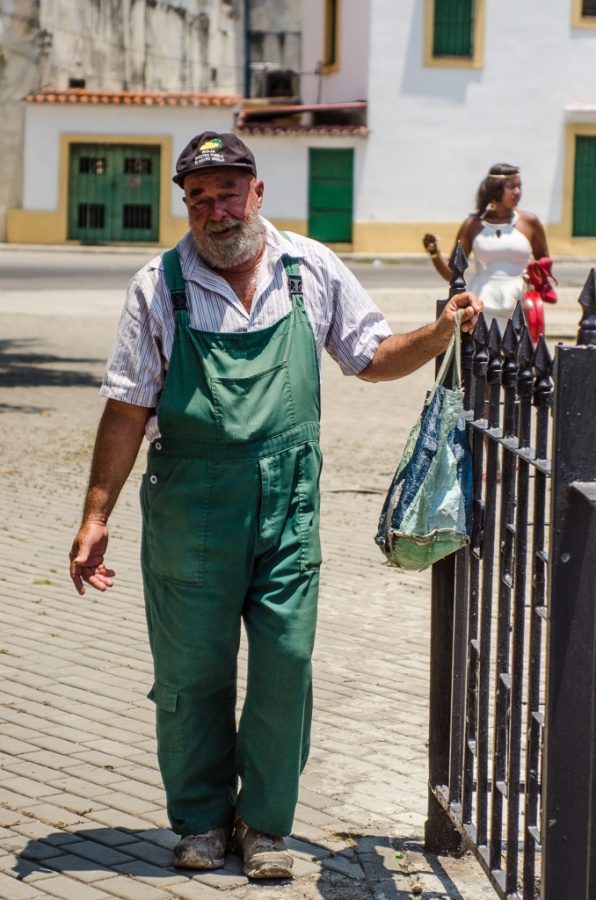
[298,442,323,571]
[148,683,183,752]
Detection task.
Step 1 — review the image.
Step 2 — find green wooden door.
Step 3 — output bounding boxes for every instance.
[68,143,160,242]
[308,148,354,243]
[573,136,596,237]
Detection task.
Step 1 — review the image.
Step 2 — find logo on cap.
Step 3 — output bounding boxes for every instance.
[194,137,226,167]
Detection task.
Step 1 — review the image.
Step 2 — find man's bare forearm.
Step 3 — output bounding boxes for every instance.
[82,398,150,524]
[357,291,481,384]
[357,323,449,383]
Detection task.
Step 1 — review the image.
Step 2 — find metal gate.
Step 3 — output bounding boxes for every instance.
[68,143,160,243]
[425,245,596,899]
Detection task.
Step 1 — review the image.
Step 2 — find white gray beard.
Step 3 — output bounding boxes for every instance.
[191,210,264,270]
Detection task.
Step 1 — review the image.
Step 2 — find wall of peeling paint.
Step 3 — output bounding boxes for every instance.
[0,0,246,239]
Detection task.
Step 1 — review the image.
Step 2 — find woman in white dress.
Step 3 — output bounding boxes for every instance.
[422,164,550,334]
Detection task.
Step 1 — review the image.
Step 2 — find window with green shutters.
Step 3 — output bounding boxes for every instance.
[433,0,474,57]
[573,136,596,236]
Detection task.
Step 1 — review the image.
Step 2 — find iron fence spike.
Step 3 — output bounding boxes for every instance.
[511,301,526,339]
[577,268,596,346]
[448,241,469,298]
[532,334,553,376]
[487,317,503,355]
[473,310,489,349]
[517,328,535,369]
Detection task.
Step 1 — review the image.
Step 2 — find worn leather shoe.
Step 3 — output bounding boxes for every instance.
[173,823,233,869]
[231,815,293,879]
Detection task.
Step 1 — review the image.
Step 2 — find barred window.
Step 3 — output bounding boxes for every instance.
[78,203,105,229]
[79,157,106,175]
[123,204,152,230]
[433,0,474,58]
[124,157,153,175]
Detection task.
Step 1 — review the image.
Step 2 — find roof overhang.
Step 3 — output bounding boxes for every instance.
[25,89,241,108]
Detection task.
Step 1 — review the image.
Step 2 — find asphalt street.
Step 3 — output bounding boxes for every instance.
[1,244,593,291]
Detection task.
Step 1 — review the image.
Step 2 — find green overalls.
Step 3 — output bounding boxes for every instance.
[140,248,322,838]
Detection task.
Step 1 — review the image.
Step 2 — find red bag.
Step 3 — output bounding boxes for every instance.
[521,291,545,344]
[525,257,558,304]
[522,257,557,343]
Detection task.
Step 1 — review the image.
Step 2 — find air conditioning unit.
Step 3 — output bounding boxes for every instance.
[250,64,299,100]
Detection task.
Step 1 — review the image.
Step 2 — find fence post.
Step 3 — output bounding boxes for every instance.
[542,271,596,899]
[425,244,469,855]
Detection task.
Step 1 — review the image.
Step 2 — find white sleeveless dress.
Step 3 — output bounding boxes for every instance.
[468,211,532,334]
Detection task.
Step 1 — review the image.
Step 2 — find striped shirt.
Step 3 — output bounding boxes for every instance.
[100,219,392,441]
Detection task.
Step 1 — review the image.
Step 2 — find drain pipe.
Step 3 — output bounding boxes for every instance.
[244,0,251,98]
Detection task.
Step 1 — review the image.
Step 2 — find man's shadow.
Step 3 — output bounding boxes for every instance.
[12,826,476,898]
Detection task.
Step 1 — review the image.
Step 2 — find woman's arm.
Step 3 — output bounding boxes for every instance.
[528,212,549,259]
[422,216,480,281]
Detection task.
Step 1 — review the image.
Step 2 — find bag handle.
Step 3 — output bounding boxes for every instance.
[429,309,464,401]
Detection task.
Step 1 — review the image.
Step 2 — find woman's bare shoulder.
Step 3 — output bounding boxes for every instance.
[460,214,483,241]
[516,209,541,227]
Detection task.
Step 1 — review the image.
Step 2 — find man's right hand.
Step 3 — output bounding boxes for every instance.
[69,521,115,595]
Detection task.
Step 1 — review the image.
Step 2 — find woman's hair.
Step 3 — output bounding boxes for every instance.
[475,163,520,215]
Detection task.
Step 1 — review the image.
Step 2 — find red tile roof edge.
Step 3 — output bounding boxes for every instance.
[25,89,241,107]
[236,124,369,136]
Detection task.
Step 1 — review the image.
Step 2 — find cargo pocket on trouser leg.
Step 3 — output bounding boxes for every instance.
[148,682,183,752]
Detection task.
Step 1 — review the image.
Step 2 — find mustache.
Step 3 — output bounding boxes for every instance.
[205,217,242,235]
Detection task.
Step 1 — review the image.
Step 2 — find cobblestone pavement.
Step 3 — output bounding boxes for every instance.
[0,259,584,900]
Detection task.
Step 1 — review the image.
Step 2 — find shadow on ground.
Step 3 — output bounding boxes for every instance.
[11,827,480,899]
[0,339,103,390]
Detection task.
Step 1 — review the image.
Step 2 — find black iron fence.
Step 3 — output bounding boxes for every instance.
[425,246,596,900]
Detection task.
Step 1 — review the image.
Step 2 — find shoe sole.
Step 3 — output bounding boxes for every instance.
[245,863,294,879]
[173,856,225,870]
[244,854,294,879]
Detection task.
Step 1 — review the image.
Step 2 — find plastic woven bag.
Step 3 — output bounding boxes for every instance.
[375,313,473,571]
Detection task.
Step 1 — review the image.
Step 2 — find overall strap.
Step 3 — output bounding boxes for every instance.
[162,248,188,312]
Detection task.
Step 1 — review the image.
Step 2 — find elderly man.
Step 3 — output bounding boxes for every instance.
[69,131,481,879]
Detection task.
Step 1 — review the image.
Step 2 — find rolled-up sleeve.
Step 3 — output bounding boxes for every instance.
[100,273,167,408]
[318,254,392,375]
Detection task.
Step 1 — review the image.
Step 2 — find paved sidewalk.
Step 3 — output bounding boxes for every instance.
[1,272,584,900]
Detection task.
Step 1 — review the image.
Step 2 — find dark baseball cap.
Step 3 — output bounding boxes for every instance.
[172,131,257,186]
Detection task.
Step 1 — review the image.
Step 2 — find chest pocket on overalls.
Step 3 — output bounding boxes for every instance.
[141,456,215,585]
[211,363,296,443]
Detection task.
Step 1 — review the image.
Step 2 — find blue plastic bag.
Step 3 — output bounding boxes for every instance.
[375,314,473,571]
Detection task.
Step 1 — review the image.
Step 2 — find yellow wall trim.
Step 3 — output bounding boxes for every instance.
[272,218,596,258]
[322,0,341,74]
[561,122,596,244]
[423,0,485,69]
[572,0,596,28]
[7,133,188,246]
[9,207,596,257]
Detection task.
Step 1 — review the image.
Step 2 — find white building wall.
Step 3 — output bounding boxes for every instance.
[301,0,370,105]
[252,134,364,221]
[22,104,235,217]
[357,0,596,227]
